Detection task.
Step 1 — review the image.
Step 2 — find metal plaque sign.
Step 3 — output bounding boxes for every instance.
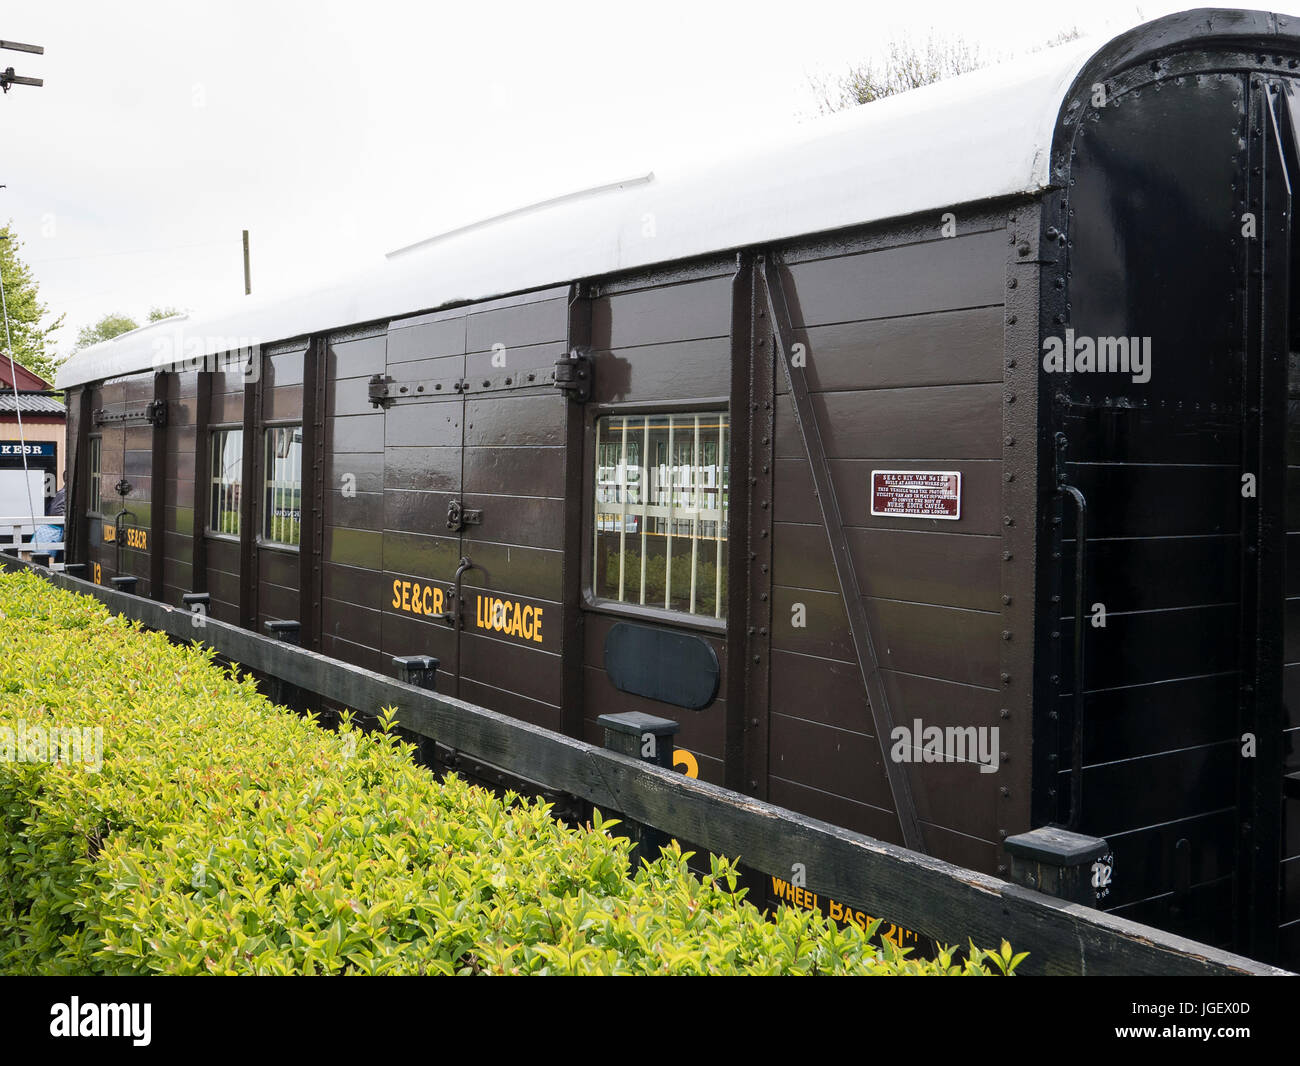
[870,470,961,520]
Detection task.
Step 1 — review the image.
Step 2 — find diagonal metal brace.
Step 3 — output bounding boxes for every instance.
[762,254,926,855]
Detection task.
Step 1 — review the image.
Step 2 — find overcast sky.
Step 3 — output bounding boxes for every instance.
[2,0,1185,359]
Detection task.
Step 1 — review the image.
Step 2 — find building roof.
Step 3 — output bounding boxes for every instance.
[0,392,66,415]
[54,9,1300,390]
[0,360,52,391]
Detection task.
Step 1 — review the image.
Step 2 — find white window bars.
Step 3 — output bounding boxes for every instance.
[263,426,302,547]
[593,412,728,619]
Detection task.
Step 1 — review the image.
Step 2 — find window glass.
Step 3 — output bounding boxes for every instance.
[593,412,728,618]
[263,426,302,546]
[88,437,102,514]
[210,429,243,536]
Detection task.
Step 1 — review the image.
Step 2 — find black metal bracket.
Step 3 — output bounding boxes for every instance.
[370,366,558,409]
[93,401,168,427]
[368,374,394,409]
[446,499,482,532]
[554,348,594,403]
[114,479,132,498]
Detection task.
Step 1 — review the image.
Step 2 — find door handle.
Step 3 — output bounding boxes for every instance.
[440,556,475,628]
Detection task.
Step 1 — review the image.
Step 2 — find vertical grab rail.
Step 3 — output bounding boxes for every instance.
[1055,432,1088,829]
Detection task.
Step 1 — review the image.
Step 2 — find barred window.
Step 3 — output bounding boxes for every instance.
[593,412,728,619]
[88,437,102,514]
[263,426,302,547]
[209,429,243,536]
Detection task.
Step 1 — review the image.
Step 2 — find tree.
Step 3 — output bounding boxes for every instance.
[0,221,65,382]
[811,27,1082,114]
[74,306,182,350]
[75,312,139,350]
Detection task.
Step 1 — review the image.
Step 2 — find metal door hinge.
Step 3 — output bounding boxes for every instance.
[554,348,594,403]
[368,374,394,409]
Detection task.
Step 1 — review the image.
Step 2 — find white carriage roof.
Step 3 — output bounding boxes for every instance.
[57,33,1104,389]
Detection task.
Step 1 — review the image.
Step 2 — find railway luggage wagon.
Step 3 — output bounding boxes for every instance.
[51,8,1300,967]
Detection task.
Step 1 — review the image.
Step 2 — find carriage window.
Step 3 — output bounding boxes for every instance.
[209,429,243,536]
[263,425,302,547]
[594,412,728,619]
[88,437,102,514]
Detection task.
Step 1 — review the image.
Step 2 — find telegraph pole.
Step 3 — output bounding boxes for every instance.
[0,39,43,94]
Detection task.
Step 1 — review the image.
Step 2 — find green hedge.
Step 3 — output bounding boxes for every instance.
[0,570,1023,975]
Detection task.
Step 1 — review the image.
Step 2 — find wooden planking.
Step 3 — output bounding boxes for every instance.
[593,337,731,405]
[386,312,466,364]
[458,582,560,654]
[325,490,384,532]
[463,445,564,499]
[384,403,460,448]
[761,228,1009,868]
[378,607,458,671]
[267,350,304,388]
[322,632,386,675]
[324,451,383,495]
[1110,879,1235,954]
[1073,743,1238,835]
[464,341,562,380]
[383,487,457,536]
[1077,673,1239,765]
[774,306,1004,394]
[582,270,736,761]
[383,446,460,492]
[770,584,1002,689]
[462,494,563,551]
[779,458,999,533]
[327,374,379,419]
[1062,604,1240,692]
[460,677,560,735]
[775,385,1002,460]
[1071,535,1240,613]
[769,713,894,812]
[5,559,1287,976]
[323,596,382,649]
[259,547,298,589]
[325,526,382,570]
[459,630,560,706]
[257,580,300,633]
[1099,808,1238,911]
[322,561,385,611]
[380,529,459,583]
[332,413,386,455]
[264,385,303,421]
[466,294,567,352]
[463,394,564,448]
[1068,463,1241,537]
[212,391,244,424]
[773,522,1001,611]
[781,229,1005,327]
[591,276,732,350]
[455,541,562,604]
